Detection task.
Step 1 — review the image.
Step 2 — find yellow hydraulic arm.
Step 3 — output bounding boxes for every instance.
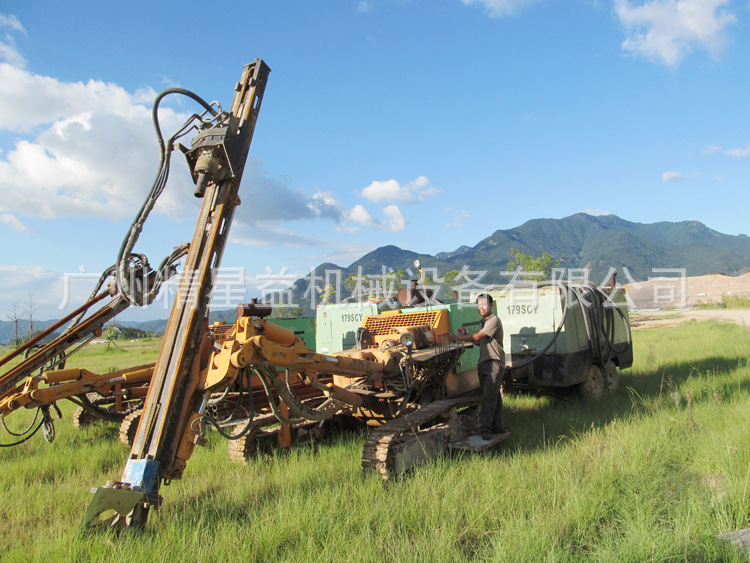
[0,364,153,419]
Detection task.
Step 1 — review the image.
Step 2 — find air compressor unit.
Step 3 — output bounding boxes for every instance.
[489,281,632,399]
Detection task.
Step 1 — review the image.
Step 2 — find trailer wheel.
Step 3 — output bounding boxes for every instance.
[578,365,603,401]
[603,362,619,394]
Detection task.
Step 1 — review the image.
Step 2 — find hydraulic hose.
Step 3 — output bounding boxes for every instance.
[257,365,341,423]
[115,88,220,306]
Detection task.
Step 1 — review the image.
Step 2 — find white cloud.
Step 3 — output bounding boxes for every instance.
[335,203,406,232]
[0,212,29,231]
[306,190,347,221]
[0,13,26,68]
[0,14,24,32]
[0,63,197,220]
[230,170,408,242]
[700,142,750,158]
[0,63,155,132]
[461,0,537,17]
[361,175,438,203]
[615,0,737,67]
[234,170,405,236]
[662,170,686,182]
[383,205,407,232]
[345,204,378,227]
[725,143,750,158]
[0,31,412,252]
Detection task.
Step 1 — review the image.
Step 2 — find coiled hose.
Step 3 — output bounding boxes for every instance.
[506,281,631,372]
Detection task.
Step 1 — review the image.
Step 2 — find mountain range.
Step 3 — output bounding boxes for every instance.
[2,213,748,340]
[363,213,750,281]
[289,213,750,313]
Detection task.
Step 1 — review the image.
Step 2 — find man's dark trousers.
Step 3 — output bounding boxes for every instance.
[478,359,504,434]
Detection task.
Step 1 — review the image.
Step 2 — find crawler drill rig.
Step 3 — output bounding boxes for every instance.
[0,60,481,530]
[84,299,476,529]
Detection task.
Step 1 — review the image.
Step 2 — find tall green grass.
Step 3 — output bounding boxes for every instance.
[697,295,750,310]
[1,321,749,561]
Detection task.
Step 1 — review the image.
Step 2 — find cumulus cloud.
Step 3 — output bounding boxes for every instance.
[0,62,198,220]
[383,205,407,232]
[361,175,438,203]
[233,165,413,235]
[233,162,328,226]
[307,191,347,221]
[345,204,378,227]
[461,0,537,17]
[230,169,408,241]
[615,0,737,67]
[662,170,686,182]
[0,20,414,253]
[0,63,156,132]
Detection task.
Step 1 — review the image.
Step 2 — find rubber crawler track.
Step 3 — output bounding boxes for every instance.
[119,409,142,446]
[361,395,481,480]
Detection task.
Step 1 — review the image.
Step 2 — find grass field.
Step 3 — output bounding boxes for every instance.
[1,321,749,561]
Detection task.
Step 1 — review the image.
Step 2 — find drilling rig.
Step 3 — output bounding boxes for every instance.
[61,58,489,531]
[1,60,631,533]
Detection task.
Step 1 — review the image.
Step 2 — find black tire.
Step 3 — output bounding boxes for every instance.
[578,365,603,401]
[603,362,619,394]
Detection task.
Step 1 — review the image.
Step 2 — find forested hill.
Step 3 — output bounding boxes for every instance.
[291,213,750,312]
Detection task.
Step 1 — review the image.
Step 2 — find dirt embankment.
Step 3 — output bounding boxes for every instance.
[623,273,750,330]
[623,273,750,310]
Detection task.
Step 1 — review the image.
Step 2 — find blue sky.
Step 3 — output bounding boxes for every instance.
[0,0,748,321]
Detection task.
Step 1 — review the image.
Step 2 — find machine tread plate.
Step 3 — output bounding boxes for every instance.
[450,430,511,452]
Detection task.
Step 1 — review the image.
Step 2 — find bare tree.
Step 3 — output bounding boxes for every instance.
[24,292,37,341]
[6,304,22,347]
